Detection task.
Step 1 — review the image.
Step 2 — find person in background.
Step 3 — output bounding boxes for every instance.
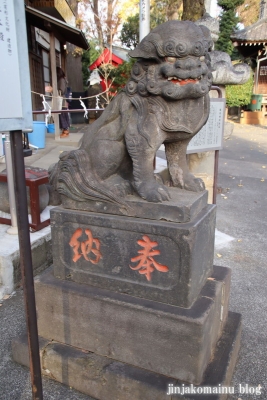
[57,67,70,138]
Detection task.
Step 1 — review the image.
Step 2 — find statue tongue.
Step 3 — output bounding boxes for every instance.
[171,79,197,86]
[179,80,194,86]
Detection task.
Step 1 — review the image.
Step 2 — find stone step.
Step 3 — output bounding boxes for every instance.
[0,224,52,299]
[12,311,241,400]
[31,265,230,384]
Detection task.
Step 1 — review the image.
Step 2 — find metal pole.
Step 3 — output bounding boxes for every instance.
[213,150,219,204]
[210,86,223,205]
[10,130,43,400]
[4,132,18,234]
[139,0,150,41]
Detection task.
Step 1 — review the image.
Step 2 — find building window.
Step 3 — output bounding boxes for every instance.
[42,49,51,95]
[56,50,60,67]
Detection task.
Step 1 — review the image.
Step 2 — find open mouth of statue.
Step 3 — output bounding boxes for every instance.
[167,77,201,85]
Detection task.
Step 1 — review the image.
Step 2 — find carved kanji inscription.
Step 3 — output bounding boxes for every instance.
[69,228,102,264]
[130,235,169,281]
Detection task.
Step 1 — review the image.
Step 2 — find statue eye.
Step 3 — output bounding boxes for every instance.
[165,57,176,63]
[199,56,205,62]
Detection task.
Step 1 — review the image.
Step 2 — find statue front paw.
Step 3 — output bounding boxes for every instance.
[137,181,171,202]
[171,170,205,192]
[183,173,205,192]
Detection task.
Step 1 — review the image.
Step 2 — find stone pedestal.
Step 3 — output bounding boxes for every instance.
[52,202,216,308]
[12,189,241,399]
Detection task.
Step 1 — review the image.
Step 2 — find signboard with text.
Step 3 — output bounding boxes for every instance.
[0,0,32,131]
[187,98,225,154]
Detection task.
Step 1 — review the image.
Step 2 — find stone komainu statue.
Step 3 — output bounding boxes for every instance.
[50,20,249,208]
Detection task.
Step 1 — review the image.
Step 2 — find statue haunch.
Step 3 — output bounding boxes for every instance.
[50,21,230,206]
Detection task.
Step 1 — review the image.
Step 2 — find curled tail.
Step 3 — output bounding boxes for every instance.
[49,149,129,210]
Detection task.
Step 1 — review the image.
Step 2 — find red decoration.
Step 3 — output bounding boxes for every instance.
[130,235,169,281]
[69,228,102,264]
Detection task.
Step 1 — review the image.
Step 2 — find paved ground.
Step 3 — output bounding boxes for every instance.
[0,122,267,399]
[214,123,267,399]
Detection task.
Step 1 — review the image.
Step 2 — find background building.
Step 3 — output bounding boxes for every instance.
[24,0,88,119]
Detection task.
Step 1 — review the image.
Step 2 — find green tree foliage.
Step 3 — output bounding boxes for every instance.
[120,14,139,48]
[109,58,136,91]
[225,71,254,107]
[120,11,166,49]
[81,39,103,88]
[81,49,91,87]
[215,0,245,56]
[120,0,182,49]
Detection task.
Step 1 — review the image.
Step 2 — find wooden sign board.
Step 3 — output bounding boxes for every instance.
[0,0,32,132]
[187,98,225,154]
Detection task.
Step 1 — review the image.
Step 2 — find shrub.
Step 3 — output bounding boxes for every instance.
[225,72,254,107]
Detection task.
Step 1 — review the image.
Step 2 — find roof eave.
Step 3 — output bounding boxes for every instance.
[25,5,89,50]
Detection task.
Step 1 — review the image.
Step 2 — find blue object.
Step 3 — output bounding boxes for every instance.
[47,123,55,133]
[28,121,46,148]
[1,135,6,156]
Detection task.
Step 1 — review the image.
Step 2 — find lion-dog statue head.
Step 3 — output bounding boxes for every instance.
[127,21,213,101]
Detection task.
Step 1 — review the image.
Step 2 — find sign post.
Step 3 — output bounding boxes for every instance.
[187,98,225,154]
[187,87,225,204]
[4,132,18,234]
[139,0,150,41]
[0,1,43,398]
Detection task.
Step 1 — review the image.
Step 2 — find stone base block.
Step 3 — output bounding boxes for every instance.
[33,265,230,384]
[12,311,241,400]
[0,224,52,300]
[61,188,209,223]
[51,204,216,308]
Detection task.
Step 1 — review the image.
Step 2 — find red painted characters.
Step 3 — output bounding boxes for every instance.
[130,235,169,281]
[69,228,102,264]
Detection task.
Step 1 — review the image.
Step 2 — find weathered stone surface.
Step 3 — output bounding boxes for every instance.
[224,121,234,140]
[210,51,250,85]
[51,21,215,209]
[196,13,220,43]
[61,188,208,223]
[13,233,52,285]
[50,20,250,212]
[34,265,230,384]
[51,204,216,307]
[12,311,241,400]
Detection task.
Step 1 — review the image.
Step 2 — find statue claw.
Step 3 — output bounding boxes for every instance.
[138,182,171,203]
[183,175,205,192]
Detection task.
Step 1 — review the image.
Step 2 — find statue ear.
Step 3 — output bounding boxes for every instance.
[198,25,213,51]
[129,33,163,60]
[198,25,211,39]
[129,46,149,59]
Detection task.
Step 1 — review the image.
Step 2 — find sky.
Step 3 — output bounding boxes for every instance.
[210,0,221,18]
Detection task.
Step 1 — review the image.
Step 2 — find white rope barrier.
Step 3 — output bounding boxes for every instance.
[31,89,109,101]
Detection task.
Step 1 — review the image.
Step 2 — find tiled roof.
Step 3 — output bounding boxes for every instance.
[231,18,267,42]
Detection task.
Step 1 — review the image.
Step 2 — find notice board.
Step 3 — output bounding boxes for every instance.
[187,98,225,154]
[0,0,32,131]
